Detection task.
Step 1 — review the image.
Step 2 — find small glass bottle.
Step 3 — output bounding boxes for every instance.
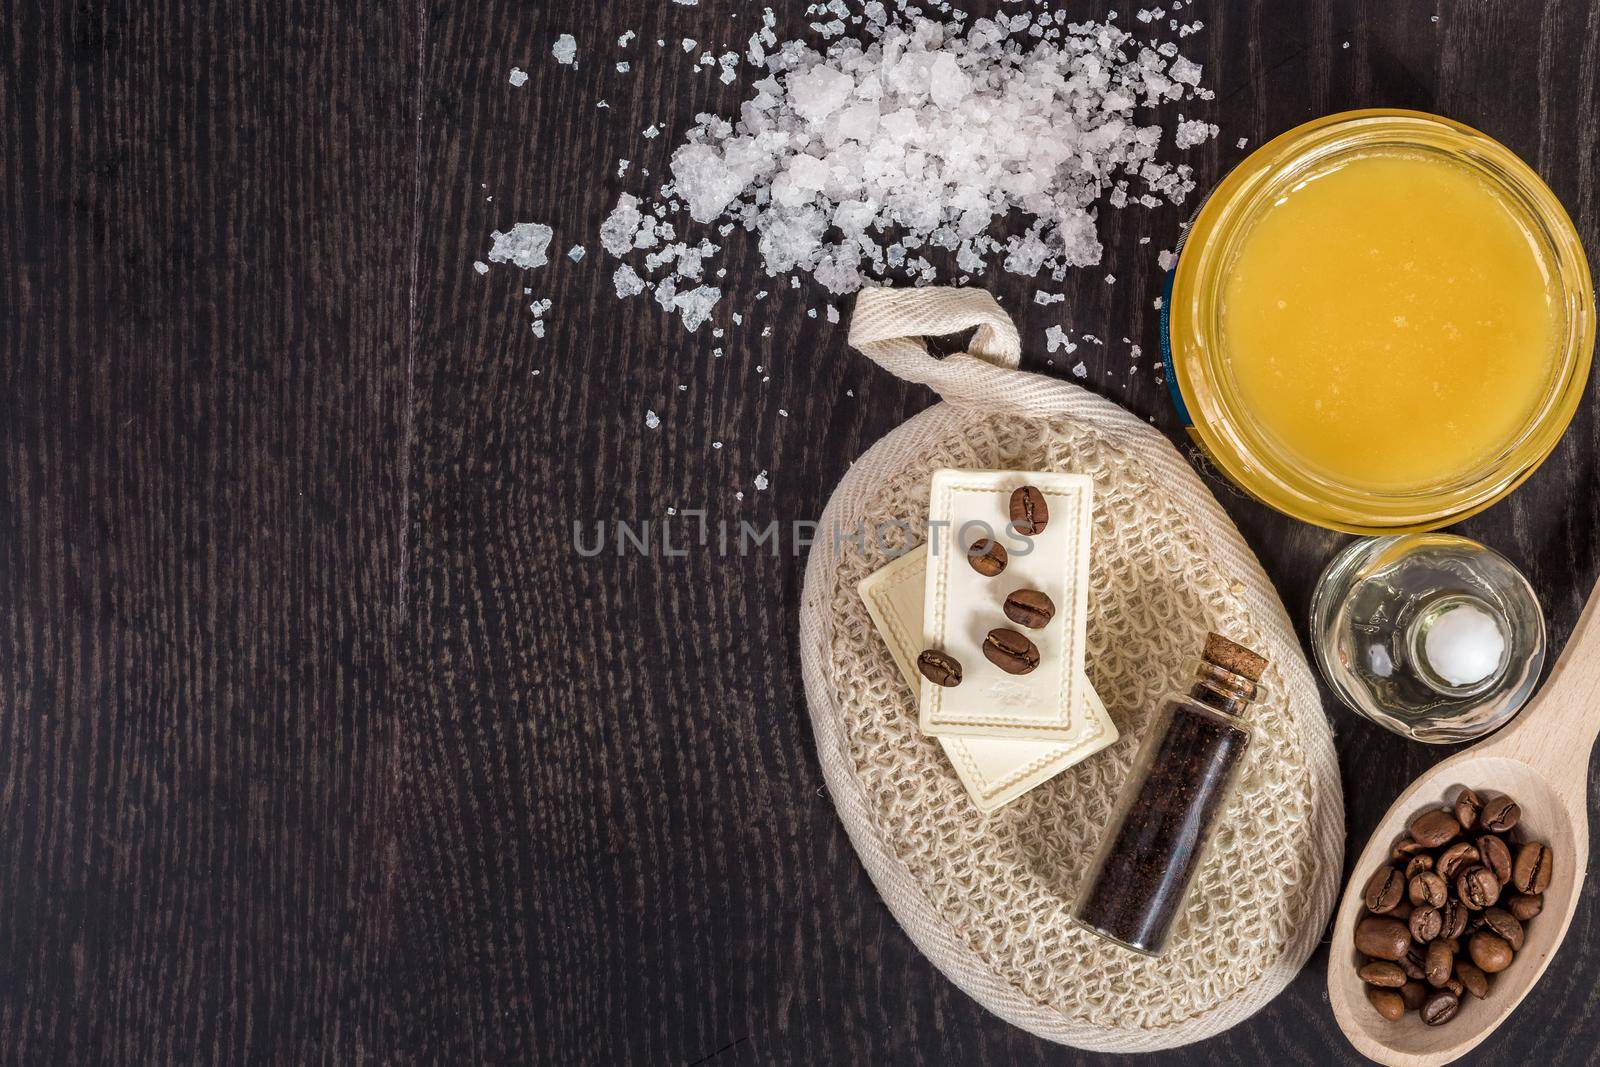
[1075,633,1267,955]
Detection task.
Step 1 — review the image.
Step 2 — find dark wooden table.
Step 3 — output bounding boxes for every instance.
[4,1,1598,1062]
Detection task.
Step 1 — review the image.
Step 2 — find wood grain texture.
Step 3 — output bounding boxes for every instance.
[5,0,1600,1063]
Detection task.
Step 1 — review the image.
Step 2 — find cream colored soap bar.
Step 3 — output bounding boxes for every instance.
[919,468,1093,741]
[859,546,1117,812]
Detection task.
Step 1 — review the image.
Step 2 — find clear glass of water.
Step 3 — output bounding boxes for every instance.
[1309,534,1546,743]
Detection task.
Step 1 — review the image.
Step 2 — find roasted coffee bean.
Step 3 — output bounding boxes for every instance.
[1409,808,1462,847]
[1391,837,1429,861]
[1008,486,1049,535]
[1513,841,1552,894]
[1359,960,1408,988]
[916,650,963,687]
[967,538,1008,577]
[1455,960,1489,999]
[1421,989,1459,1026]
[1477,834,1512,885]
[1401,945,1428,980]
[1355,917,1413,961]
[1408,906,1442,944]
[1455,787,1483,831]
[1445,977,1466,998]
[1439,899,1469,940]
[1367,986,1406,1022]
[1425,941,1454,987]
[982,628,1040,675]
[1457,865,1500,910]
[1409,871,1448,908]
[1363,866,1406,914]
[1468,931,1514,973]
[1399,981,1429,1011]
[1482,908,1524,951]
[1002,588,1055,629]
[1508,892,1544,921]
[1404,854,1435,879]
[1435,841,1479,881]
[1480,794,1521,833]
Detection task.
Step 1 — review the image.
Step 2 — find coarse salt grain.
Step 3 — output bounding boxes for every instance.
[487,223,553,269]
[552,35,577,66]
[645,409,661,429]
[509,67,528,86]
[597,3,1217,330]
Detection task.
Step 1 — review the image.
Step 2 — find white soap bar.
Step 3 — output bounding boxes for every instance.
[919,468,1093,741]
[858,545,1117,812]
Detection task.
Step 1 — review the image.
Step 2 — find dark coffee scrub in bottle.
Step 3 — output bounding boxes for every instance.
[1075,633,1268,955]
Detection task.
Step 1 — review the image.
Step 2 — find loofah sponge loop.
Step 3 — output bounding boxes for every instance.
[799,287,1343,1052]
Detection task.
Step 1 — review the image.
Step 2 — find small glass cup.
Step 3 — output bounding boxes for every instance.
[1309,534,1545,742]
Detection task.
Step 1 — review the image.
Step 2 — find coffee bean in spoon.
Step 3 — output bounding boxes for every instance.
[1399,981,1428,1010]
[967,538,1007,577]
[1409,871,1448,908]
[1454,787,1482,831]
[1002,588,1055,629]
[1482,907,1524,951]
[1457,865,1501,910]
[1409,808,1462,847]
[982,628,1039,675]
[1400,945,1427,980]
[1439,899,1469,940]
[1008,486,1048,535]
[1512,841,1552,894]
[917,650,963,687]
[1476,834,1511,884]
[1435,840,1478,880]
[1425,941,1454,987]
[1355,917,1412,961]
[1421,990,1459,1026]
[1404,853,1434,879]
[1507,892,1544,920]
[1358,960,1407,987]
[1363,866,1406,914]
[1480,794,1521,833]
[1409,905,1442,944]
[1367,986,1406,1021]
[1391,836,1429,862]
[1455,960,1489,999]
[1367,986,1406,1022]
[1468,930,1514,973]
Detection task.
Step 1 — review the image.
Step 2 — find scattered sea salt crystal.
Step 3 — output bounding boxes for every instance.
[754,470,769,490]
[645,409,661,429]
[712,441,723,449]
[1035,291,1065,305]
[552,34,577,66]
[1174,117,1219,149]
[642,124,660,139]
[618,31,635,48]
[473,261,489,275]
[617,62,631,73]
[1072,361,1088,378]
[568,245,586,262]
[617,159,631,177]
[826,306,840,324]
[778,408,789,417]
[613,265,647,298]
[487,222,553,269]
[735,491,744,501]
[1158,249,1178,271]
[593,6,1218,329]
[509,67,528,87]
[1237,137,1248,149]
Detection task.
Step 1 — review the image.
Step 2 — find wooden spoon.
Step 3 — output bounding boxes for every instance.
[1327,580,1600,1065]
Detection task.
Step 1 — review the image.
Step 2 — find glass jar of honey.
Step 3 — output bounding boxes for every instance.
[1161,109,1594,533]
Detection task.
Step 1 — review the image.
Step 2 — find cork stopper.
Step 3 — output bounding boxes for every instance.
[1202,632,1268,682]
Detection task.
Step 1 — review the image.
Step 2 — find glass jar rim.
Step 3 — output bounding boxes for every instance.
[1169,109,1596,534]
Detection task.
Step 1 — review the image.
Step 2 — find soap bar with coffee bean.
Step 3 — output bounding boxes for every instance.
[858,545,1117,812]
[919,469,1093,741]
